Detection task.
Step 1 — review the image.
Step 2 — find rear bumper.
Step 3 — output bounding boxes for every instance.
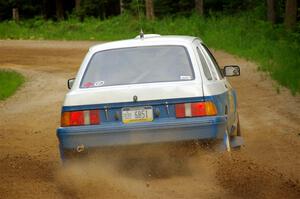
[57,116,227,150]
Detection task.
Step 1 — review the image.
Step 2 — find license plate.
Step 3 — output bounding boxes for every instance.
[122,106,153,124]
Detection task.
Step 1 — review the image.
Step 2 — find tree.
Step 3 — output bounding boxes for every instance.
[12,8,19,22]
[120,0,124,14]
[284,0,298,29]
[267,0,276,24]
[145,0,154,20]
[195,0,204,16]
[55,0,64,20]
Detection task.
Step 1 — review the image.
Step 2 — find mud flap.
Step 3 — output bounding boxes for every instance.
[230,136,244,148]
[59,143,65,161]
[215,132,244,152]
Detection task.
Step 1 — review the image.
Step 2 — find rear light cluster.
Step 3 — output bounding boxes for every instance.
[175,101,217,118]
[61,110,100,127]
[60,101,217,126]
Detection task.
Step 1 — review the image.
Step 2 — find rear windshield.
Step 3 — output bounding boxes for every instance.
[80,45,194,88]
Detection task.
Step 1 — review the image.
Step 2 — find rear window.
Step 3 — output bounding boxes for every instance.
[80,45,194,88]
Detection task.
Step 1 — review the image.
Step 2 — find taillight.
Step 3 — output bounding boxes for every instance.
[70,111,84,126]
[89,110,100,125]
[175,101,217,118]
[61,110,100,127]
[175,104,186,118]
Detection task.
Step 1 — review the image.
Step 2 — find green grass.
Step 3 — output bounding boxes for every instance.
[0,14,299,94]
[0,70,25,100]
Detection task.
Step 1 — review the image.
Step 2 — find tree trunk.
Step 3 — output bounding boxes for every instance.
[75,0,81,12]
[284,0,298,29]
[195,0,204,16]
[145,0,155,20]
[56,0,64,20]
[12,8,19,22]
[120,0,124,14]
[267,0,276,24]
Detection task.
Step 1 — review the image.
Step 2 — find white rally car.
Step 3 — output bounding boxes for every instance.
[57,34,242,159]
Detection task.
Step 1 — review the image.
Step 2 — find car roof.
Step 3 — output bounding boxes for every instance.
[89,35,202,52]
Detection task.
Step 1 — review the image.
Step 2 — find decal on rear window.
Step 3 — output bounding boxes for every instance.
[180,75,192,80]
[83,82,94,88]
[94,81,105,87]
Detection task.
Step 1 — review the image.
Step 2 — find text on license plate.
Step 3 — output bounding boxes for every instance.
[122,106,153,124]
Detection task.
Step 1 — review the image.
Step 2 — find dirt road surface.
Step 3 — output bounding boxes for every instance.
[0,40,299,199]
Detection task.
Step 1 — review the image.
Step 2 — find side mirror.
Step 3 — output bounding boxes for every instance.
[223,65,240,77]
[67,78,75,89]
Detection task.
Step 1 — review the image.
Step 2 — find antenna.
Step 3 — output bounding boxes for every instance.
[136,0,144,39]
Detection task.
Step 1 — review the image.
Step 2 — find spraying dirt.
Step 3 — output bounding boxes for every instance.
[0,40,299,199]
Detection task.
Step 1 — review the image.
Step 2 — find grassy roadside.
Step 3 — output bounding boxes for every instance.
[0,14,299,94]
[0,70,25,100]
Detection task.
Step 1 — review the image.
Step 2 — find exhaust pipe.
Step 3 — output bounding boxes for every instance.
[76,144,85,153]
